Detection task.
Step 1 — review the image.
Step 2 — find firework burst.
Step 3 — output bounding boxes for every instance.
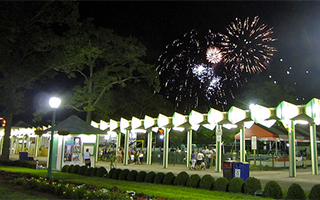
[156,16,276,112]
[225,16,277,73]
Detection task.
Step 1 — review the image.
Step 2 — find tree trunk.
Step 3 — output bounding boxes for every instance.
[0,113,13,161]
[86,110,92,124]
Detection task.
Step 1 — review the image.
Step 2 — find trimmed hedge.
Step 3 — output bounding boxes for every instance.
[127,170,138,181]
[61,165,68,172]
[309,184,320,200]
[186,174,201,188]
[111,168,122,179]
[144,171,156,183]
[84,167,93,176]
[66,164,74,173]
[154,172,165,184]
[97,166,107,177]
[136,171,147,182]
[107,168,117,178]
[71,165,80,174]
[228,178,244,193]
[286,183,305,200]
[214,177,229,192]
[118,169,130,180]
[264,180,283,199]
[162,172,176,185]
[91,167,99,177]
[78,166,87,175]
[243,177,261,195]
[199,174,214,190]
[174,171,189,186]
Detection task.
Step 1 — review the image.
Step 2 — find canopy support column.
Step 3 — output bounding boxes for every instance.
[163,128,169,168]
[147,131,153,165]
[123,130,129,166]
[187,129,192,168]
[240,125,246,162]
[288,120,296,177]
[310,122,318,175]
[216,125,222,172]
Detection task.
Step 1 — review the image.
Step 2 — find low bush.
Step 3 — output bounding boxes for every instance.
[118,169,130,180]
[78,166,87,175]
[286,183,305,200]
[91,167,99,177]
[264,180,283,199]
[84,167,93,176]
[213,177,229,192]
[61,165,68,172]
[309,184,320,200]
[71,165,80,174]
[107,168,117,178]
[96,166,107,177]
[243,177,261,195]
[174,171,189,186]
[199,174,214,190]
[228,178,244,193]
[153,172,165,184]
[136,171,147,182]
[186,174,201,188]
[66,164,74,173]
[162,172,175,185]
[127,170,138,181]
[111,169,122,179]
[144,171,156,183]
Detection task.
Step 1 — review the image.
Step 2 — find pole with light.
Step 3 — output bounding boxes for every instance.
[46,97,61,179]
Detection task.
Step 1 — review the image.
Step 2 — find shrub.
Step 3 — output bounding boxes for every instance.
[67,164,74,173]
[153,172,165,184]
[286,183,305,200]
[174,171,189,186]
[264,180,283,199]
[111,169,122,179]
[136,171,147,182]
[199,174,214,190]
[213,177,229,192]
[61,165,69,172]
[243,177,261,195]
[91,167,99,177]
[228,178,244,193]
[118,169,130,180]
[144,171,156,183]
[309,184,320,200]
[162,172,176,185]
[107,168,117,178]
[97,167,108,177]
[72,165,80,174]
[78,166,87,175]
[186,174,201,188]
[84,167,93,176]
[127,170,138,181]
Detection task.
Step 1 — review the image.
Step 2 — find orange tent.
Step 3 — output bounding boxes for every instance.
[235,124,279,141]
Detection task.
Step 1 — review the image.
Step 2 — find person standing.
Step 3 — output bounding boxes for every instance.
[196,150,204,170]
[84,148,91,168]
[190,151,196,170]
[116,147,122,163]
[205,147,213,169]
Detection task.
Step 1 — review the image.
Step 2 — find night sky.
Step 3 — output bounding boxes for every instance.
[78,1,320,102]
[20,1,320,125]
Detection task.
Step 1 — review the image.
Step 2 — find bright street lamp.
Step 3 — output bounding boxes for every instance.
[46,97,61,179]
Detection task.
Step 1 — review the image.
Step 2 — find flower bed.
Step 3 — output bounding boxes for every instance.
[0,170,163,200]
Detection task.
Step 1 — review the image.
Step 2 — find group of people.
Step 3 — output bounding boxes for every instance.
[190,147,215,170]
[128,147,146,165]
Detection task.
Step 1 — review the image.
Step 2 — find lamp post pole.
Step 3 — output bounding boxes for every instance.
[46,97,61,179]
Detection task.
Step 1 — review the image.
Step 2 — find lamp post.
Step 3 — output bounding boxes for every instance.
[46,97,61,179]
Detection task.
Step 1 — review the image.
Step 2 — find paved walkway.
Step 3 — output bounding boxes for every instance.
[9,155,320,192]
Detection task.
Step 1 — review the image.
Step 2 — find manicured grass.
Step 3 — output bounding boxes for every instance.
[0,185,47,200]
[0,166,272,200]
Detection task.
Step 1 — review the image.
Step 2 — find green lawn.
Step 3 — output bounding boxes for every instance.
[0,185,47,200]
[0,166,273,200]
